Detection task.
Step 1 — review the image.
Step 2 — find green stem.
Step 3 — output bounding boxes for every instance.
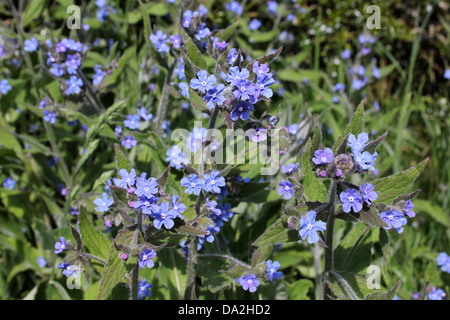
[323,179,337,300]
[130,262,140,300]
[155,60,176,136]
[184,239,197,300]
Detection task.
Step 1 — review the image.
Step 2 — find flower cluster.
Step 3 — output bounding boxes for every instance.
[181,171,226,196]
[339,182,378,213]
[436,252,450,274]
[380,199,416,234]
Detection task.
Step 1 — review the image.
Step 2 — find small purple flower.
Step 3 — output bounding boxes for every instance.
[3,177,16,190]
[134,195,160,215]
[215,40,228,51]
[380,209,407,233]
[359,183,377,205]
[150,30,170,53]
[37,256,47,268]
[404,200,415,218]
[248,18,261,31]
[170,195,186,218]
[281,162,299,175]
[312,148,334,165]
[166,145,188,170]
[195,23,211,41]
[113,168,137,189]
[169,33,182,49]
[277,180,294,200]
[204,83,226,109]
[227,48,243,65]
[190,70,217,94]
[58,263,78,278]
[444,69,450,80]
[93,64,105,86]
[299,211,326,244]
[341,49,351,59]
[236,274,259,292]
[182,10,193,28]
[353,150,377,171]
[94,192,113,212]
[206,198,222,216]
[124,114,141,130]
[256,74,275,99]
[65,54,81,74]
[266,260,282,281]
[253,61,271,76]
[181,174,205,195]
[115,125,122,138]
[340,189,363,213]
[230,101,254,121]
[226,1,243,15]
[203,171,226,194]
[151,202,178,229]
[54,236,67,254]
[138,248,156,269]
[121,135,137,149]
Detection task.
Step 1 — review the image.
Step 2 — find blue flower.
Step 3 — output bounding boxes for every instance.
[190,70,217,94]
[151,202,178,229]
[58,263,78,278]
[150,30,170,53]
[43,110,56,124]
[124,114,141,130]
[206,198,222,216]
[428,287,446,300]
[65,75,83,95]
[353,150,377,171]
[253,61,271,76]
[134,195,160,215]
[94,192,114,212]
[24,37,39,52]
[113,168,137,189]
[166,145,188,170]
[178,82,189,98]
[203,171,226,194]
[181,174,205,195]
[182,10,193,28]
[226,1,243,15]
[236,274,259,292]
[3,177,16,190]
[233,79,255,101]
[277,180,294,200]
[404,200,415,218]
[195,23,211,41]
[341,49,351,59]
[65,54,81,74]
[138,248,156,269]
[135,173,158,198]
[204,83,226,109]
[248,18,261,31]
[198,225,216,249]
[169,33,182,49]
[299,211,326,244]
[54,236,67,254]
[359,183,377,205]
[380,209,407,233]
[227,48,243,65]
[37,256,47,268]
[340,189,363,213]
[348,132,369,154]
[281,162,299,175]
[0,79,12,94]
[137,280,153,299]
[137,107,153,121]
[93,64,105,86]
[50,64,64,77]
[444,69,450,80]
[230,101,254,121]
[170,195,186,218]
[266,260,282,281]
[255,74,275,100]
[121,135,137,149]
[436,252,450,274]
[312,148,334,165]
[267,0,278,14]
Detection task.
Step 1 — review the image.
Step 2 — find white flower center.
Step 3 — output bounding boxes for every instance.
[190,182,196,188]
[161,213,166,219]
[284,186,290,191]
[247,280,253,285]
[201,81,206,86]
[307,224,313,230]
[348,197,354,202]
[388,215,393,220]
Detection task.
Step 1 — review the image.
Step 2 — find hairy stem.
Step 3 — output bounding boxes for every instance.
[323,179,337,300]
[130,262,140,300]
[184,239,197,300]
[154,60,176,136]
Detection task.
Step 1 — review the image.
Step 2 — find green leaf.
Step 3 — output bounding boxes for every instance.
[185,33,207,70]
[412,199,450,227]
[252,215,298,247]
[97,243,136,300]
[22,0,47,27]
[114,143,133,173]
[371,158,429,205]
[364,280,401,300]
[79,207,111,263]
[215,19,241,41]
[188,87,209,112]
[103,46,136,88]
[288,279,314,300]
[354,207,388,228]
[332,101,365,152]
[301,138,328,202]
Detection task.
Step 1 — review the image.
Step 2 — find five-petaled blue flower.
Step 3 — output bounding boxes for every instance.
[203,171,226,194]
[428,287,446,300]
[380,209,407,233]
[181,174,205,195]
[24,37,39,52]
[151,202,178,229]
[277,180,294,200]
[299,211,326,244]
[94,192,113,213]
[281,162,299,175]
[0,79,12,95]
[135,173,158,198]
[113,168,137,189]
[230,101,254,122]
[190,70,216,94]
[340,189,363,213]
[124,114,141,130]
[348,132,369,154]
[134,195,160,215]
[266,260,283,281]
[121,135,137,149]
[65,76,83,95]
[353,150,377,171]
[58,263,78,278]
[236,274,259,292]
[404,200,415,218]
[138,248,156,269]
[3,177,16,190]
